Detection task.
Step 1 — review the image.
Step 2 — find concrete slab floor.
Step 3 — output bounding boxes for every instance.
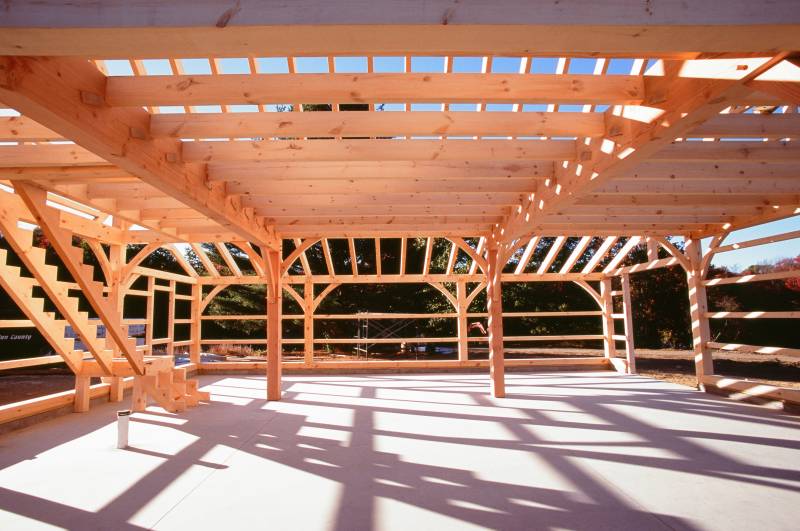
[0,371,799,530]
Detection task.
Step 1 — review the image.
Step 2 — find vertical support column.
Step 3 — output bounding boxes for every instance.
[132,376,147,412]
[456,279,469,362]
[620,272,637,374]
[107,238,125,358]
[189,283,201,364]
[106,237,129,404]
[646,237,659,262]
[486,243,505,398]
[167,279,176,356]
[103,376,124,403]
[600,277,617,359]
[304,278,314,366]
[685,237,713,387]
[74,375,90,412]
[266,247,283,401]
[145,276,155,355]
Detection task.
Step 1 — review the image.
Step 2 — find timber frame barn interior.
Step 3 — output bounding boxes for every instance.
[0,1,799,426]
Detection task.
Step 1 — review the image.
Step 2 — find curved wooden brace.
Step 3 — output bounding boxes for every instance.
[282,238,319,274]
[654,237,691,273]
[428,282,458,310]
[573,280,603,310]
[312,283,341,312]
[500,238,524,265]
[85,240,112,287]
[122,242,160,289]
[200,285,226,313]
[230,241,265,277]
[700,231,731,277]
[281,237,488,279]
[466,281,486,307]
[283,284,306,310]
[447,237,488,275]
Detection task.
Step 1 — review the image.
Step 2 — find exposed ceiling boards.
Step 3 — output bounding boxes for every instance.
[0,12,798,244]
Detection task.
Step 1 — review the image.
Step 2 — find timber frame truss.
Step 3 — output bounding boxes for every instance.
[0,3,798,421]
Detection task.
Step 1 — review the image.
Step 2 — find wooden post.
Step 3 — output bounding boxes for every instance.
[145,276,155,355]
[304,278,314,366]
[600,277,617,359]
[132,376,147,412]
[107,237,126,359]
[74,375,90,413]
[190,283,201,364]
[166,279,176,356]
[646,237,659,262]
[486,243,505,398]
[456,279,469,362]
[266,247,282,401]
[685,237,713,387]
[620,272,637,374]
[103,376,124,402]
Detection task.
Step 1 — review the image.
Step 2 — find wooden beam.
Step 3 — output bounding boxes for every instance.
[399,237,407,274]
[107,74,644,107]
[265,247,282,401]
[559,236,593,274]
[209,160,552,181]
[600,278,617,360]
[456,279,469,362]
[190,243,221,277]
[375,238,382,276]
[685,237,713,386]
[422,237,433,275]
[225,177,537,195]
[347,238,358,276]
[292,238,312,276]
[576,193,800,207]
[321,238,335,277]
[582,237,618,274]
[617,161,800,181]
[0,56,279,249]
[620,272,637,374]
[241,192,524,207]
[183,139,577,163]
[602,236,642,273]
[215,242,243,277]
[444,239,457,275]
[0,143,105,166]
[652,141,800,162]
[270,216,500,227]
[499,55,791,242]
[152,111,605,139]
[537,236,566,274]
[0,115,60,141]
[303,278,313,366]
[690,113,800,139]
[486,243,505,398]
[202,271,606,286]
[513,236,539,275]
[1,3,799,58]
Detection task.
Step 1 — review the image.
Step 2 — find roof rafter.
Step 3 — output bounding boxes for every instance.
[0,56,280,249]
[497,54,793,243]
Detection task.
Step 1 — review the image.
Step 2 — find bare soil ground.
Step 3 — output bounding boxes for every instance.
[1,347,798,406]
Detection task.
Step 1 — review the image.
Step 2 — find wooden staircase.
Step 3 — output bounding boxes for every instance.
[132,360,210,413]
[0,224,124,374]
[13,184,144,373]
[0,248,85,373]
[0,188,209,414]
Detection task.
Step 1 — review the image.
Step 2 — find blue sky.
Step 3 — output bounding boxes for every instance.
[705,217,799,272]
[99,58,799,267]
